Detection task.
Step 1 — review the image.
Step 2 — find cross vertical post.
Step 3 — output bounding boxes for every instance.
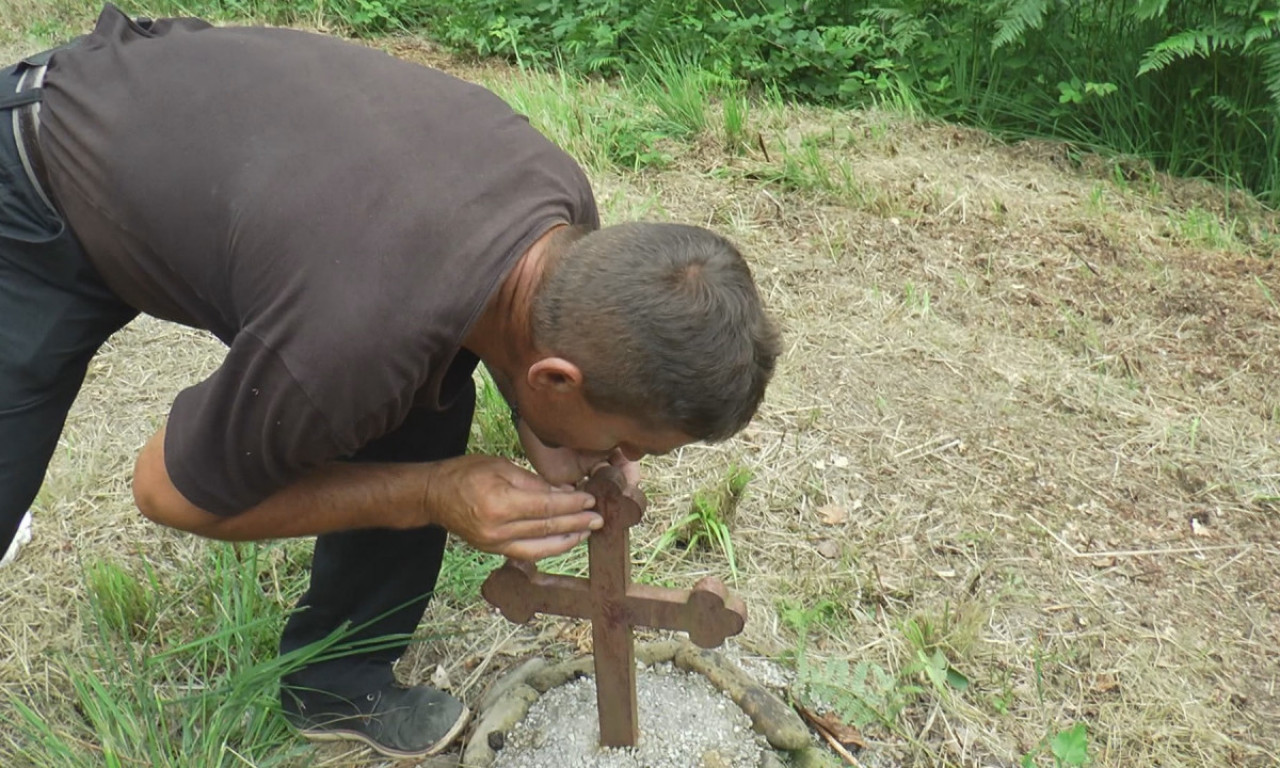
[586,469,639,746]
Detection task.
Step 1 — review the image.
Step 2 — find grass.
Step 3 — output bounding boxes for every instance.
[4,6,1280,768]
[648,463,752,582]
[469,367,520,459]
[5,542,379,767]
[1170,206,1243,251]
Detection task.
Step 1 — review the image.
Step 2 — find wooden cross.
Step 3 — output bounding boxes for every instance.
[482,465,748,747]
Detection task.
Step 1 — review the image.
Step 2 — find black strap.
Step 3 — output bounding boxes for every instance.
[0,87,41,111]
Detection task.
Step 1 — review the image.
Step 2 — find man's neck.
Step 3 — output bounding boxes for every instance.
[464,224,563,380]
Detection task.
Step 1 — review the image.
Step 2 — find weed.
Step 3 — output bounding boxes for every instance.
[796,654,920,731]
[902,602,985,658]
[778,596,845,638]
[85,560,155,640]
[651,464,752,580]
[1255,276,1278,311]
[487,67,674,173]
[1171,207,1240,251]
[759,138,875,208]
[720,84,753,154]
[436,544,504,604]
[902,281,932,317]
[635,49,714,138]
[1022,722,1091,767]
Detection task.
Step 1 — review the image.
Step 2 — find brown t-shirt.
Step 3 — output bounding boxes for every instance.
[38,5,599,515]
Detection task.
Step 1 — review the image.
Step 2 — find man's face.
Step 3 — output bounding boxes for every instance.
[519,386,693,465]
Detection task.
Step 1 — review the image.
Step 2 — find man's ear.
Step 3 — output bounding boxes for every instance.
[527,357,583,393]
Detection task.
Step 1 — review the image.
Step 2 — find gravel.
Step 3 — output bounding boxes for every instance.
[491,663,768,768]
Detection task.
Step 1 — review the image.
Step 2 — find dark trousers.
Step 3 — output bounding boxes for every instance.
[0,58,139,553]
[0,58,471,696]
[279,393,473,698]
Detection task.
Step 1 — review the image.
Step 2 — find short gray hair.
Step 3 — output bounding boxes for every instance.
[532,222,780,441]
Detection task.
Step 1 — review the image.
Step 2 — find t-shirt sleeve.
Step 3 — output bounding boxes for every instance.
[163,331,345,515]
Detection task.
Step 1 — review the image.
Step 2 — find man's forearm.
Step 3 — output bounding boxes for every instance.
[132,427,440,541]
[188,462,441,541]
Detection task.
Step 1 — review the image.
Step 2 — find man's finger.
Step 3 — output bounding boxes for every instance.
[519,487,596,517]
[503,531,590,561]
[502,511,602,543]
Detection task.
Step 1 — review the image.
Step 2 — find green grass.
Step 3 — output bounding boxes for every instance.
[469,367,520,459]
[634,49,716,139]
[483,66,682,173]
[649,464,751,581]
[752,140,862,204]
[4,542,409,767]
[85,560,157,640]
[720,85,752,154]
[1170,206,1242,251]
[12,1,1280,203]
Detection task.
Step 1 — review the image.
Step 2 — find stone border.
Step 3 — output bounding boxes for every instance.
[460,641,817,768]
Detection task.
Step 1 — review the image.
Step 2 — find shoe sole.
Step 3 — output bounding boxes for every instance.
[297,704,470,759]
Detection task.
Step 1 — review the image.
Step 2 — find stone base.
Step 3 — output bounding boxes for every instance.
[461,641,812,768]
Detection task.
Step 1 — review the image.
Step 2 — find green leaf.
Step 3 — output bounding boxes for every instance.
[1050,722,1089,766]
[945,666,970,691]
[992,0,1051,50]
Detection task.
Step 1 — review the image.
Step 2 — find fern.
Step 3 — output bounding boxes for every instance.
[796,654,919,730]
[992,0,1052,50]
[1139,21,1251,75]
[1259,37,1280,106]
[1132,0,1171,22]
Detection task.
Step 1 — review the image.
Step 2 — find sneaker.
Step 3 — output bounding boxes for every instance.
[283,682,470,759]
[1,510,32,568]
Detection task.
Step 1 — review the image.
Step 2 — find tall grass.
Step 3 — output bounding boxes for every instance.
[424,0,1280,205]
[4,542,426,767]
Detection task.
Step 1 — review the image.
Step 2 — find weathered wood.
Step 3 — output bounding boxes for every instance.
[585,468,641,746]
[481,465,748,748]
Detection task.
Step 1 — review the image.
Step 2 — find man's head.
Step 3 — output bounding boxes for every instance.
[525,222,780,445]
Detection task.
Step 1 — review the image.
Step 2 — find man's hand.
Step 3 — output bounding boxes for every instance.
[516,418,641,488]
[426,454,603,560]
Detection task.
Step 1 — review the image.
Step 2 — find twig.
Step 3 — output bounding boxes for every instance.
[894,436,962,462]
[817,725,866,767]
[1027,515,1249,559]
[1213,545,1255,575]
[796,703,867,766]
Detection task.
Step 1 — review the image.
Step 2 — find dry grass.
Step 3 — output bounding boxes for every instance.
[1,25,1278,768]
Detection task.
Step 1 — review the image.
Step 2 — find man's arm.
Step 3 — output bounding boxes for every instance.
[132,426,602,560]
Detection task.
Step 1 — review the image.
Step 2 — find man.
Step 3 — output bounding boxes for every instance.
[0,4,780,759]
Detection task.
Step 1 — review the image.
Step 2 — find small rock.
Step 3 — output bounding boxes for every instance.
[487,731,505,751]
[790,745,841,768]
[527,656,595,693]
[478,658,548,713]
[461,684,540,767]
[675,647,811,751]
[702,749,731,768]
[758,751,789,768]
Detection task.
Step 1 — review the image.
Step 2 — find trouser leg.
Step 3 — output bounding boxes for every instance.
[280,382,475,696]
[0,244,137,555]
[0,61,138,557]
